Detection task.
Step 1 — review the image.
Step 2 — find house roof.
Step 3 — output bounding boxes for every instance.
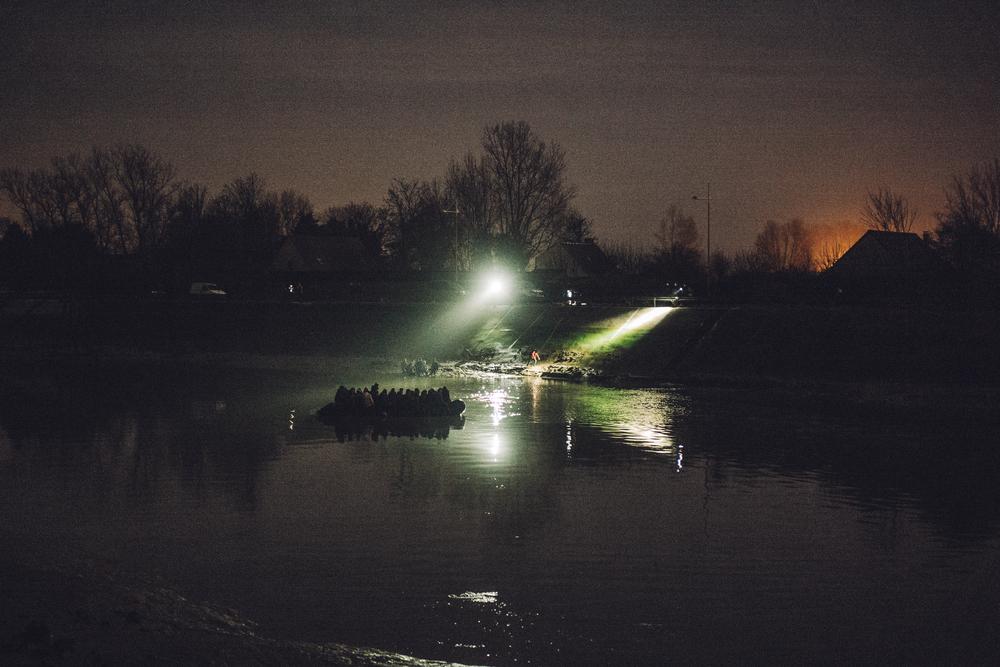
[272,235,371,272]
[534,242,612,275]
[827,230,942,279]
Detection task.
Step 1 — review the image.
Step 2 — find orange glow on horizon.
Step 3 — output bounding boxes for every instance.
[810,220,866,270]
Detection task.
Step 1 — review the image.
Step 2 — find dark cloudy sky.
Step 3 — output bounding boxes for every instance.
[3,0,999,250]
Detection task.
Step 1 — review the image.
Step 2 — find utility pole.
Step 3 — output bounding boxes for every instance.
[443,206,461,285]
[692,183,711,297]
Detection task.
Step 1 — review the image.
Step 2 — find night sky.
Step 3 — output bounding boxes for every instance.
[3,0,999,250]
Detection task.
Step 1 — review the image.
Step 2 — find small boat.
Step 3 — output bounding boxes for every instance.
[316,399,466,422]
[316,407,466,441]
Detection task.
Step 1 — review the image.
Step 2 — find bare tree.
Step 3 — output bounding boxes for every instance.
[653,204,702,283]
[385,177,427,268]
[446,153,494,239]
[560,208,592,243]
[172,182,208,223]
[51,153,98,231]
[114,144,178,254]
[813,237,848,272]
[1,163,90,233]
[753,218,814,272]
[655,205,699,254]
[384,178,450,270]
[212,172,270,220]
[862,187,916,233]
[939,158,1000,236]
[275,189,314,236]
[0,167,44,231]
[482,121,575,265]
[445,153,495,270]
[934,158,1000,273]
[600,240,652,275]
[209,173,285,272]
[166,182,208,246]
[323,201,388,258]
[730,248,770,273]
[87,147,129,252]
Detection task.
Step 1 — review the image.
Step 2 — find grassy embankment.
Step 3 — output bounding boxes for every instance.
[2,295,998,387]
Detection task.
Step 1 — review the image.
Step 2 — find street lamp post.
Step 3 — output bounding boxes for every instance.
[692,183,711,297]
[443,206,461,285]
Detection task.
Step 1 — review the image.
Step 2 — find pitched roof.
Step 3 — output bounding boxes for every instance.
[827,230,942,279]
[533,242,612,276]
[272,235,371,272]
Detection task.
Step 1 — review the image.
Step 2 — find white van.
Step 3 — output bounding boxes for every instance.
[189,282,227,296]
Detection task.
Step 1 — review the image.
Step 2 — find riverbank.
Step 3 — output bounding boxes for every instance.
[3,297,998,395]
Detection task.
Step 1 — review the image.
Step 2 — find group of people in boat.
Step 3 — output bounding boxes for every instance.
[318,383,465,420]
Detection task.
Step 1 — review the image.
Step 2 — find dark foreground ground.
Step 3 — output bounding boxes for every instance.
[1,530,464,666]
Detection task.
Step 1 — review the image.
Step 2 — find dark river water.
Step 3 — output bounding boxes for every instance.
[2,366,1000,665]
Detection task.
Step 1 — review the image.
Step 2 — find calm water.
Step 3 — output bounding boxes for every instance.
[2,367,1000,665]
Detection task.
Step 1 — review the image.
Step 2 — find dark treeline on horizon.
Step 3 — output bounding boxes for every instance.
[0,121,590,293]
[1,122,998,305]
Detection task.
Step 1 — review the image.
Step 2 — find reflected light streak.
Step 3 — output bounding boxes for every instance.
[448,591,500,604]
[612,423,676,455]
[530,378,542,415]
[475,387,518,426]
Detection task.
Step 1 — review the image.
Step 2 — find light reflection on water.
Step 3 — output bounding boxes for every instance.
[474,385,520,427]
[1,370,1000,665]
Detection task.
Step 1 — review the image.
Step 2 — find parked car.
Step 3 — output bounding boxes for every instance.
[565,288,587,306]
[189,282,227,296]
[654,282,692,306]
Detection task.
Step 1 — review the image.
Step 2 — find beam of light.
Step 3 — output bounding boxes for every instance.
[610,306,672,337]
[572,306,675,352]
[412,270,516,355]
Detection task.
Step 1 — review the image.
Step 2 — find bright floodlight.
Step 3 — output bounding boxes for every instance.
[482,271,509,298]
[487,277,505,294]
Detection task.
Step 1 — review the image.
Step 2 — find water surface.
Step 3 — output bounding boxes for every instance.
[2,367,999,664]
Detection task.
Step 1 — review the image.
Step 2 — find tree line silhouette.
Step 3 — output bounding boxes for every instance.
[1,122,997,302]
[603,162,1000,303]
[0,121,586,292]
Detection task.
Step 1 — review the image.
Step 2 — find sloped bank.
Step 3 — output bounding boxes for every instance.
[454,303,1000,387]
[2,297,998,388]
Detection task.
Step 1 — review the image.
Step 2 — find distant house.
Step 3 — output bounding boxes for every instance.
[531,241,613,278]
[271,235,372,274]
[825,230,948,301]
[827,231,941,280]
